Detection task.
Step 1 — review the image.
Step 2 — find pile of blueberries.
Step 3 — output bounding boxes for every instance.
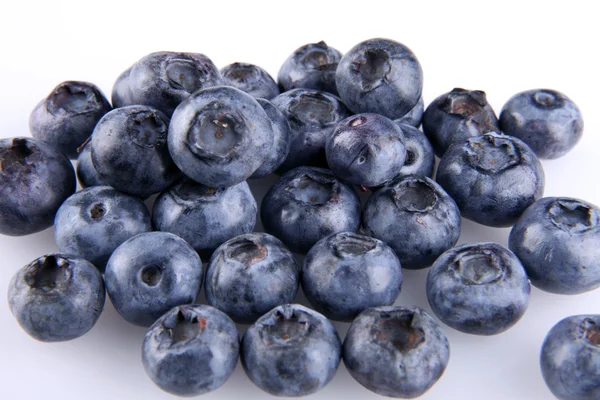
[2,38,598,399]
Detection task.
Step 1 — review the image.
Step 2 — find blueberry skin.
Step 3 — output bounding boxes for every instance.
[205,232,300,324]
[54,186,152,269]
[499,89,584,159]
[343,306,449,398]
[152,179,256,257]
[142,304,239,397]
[363,175,461,270]
[91,105,181,198]
[250,99,291,178]
[509,197,600,294]
[540,315,600,400]
[0,137,76,236]
[241,304,341,397]
[221,62,279,100]
[29,81,112,159]
[271,89,350,172]
[278,41,342,96]
[336,38,423,119]
[302,232,402,322]
[76,141,106,188]
[436,132,545,227]
[112,51,222,117]
[395,96,424,127]
[423,88,500,157]
[261,166,361,253]
[393,123,435,178]
[426,242,530,335]
[326,113,407,187]
[168,86,273,188]
[8,254,105,342]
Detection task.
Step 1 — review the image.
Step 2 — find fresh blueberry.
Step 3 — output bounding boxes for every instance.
[343,306,450,398]
[271,89,350,172]
[395,96,424,127]
[540,315,600,400]
[426,242,530,335]
[250,99,291,178]
[76,141,106,188]
[241,304,341,397]
[261,166,361,253]
[90,105,181,198]
[436,132,545,227]
[326,113,407,187]
[29,81,112,159]
[221,62,279,100]
[302,232,402,321]
[422,88,500,157]
[54,186,152,270]
[168,86,273,187]
[8,253,105,342]
[392,123,435,178]
[509,197,600,294]
[205,232,300,324]
[0,137,76,236]
[363,175,461,270]
[142,304,239,397]
[336,38,423,119]
[499,89,584,159]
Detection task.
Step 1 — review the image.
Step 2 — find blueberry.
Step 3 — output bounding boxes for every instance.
[499,89,584,159]
[426,242,530,335]
[336,38,423,119]
[221,62,279,100]
[540,315,600,400]
[363,175,461,270]
[241,304,341,397]
[261,166,361,253]
[76,141,106,188]
[250,99,291,179]
[152,179,256,258]
[0,137,76,236]
[436,132,545,227]
[302,232,402,321]
[343,306,449,398]
[8,253,105,342]
[277,41,342,95]
[168,86,273,187]
[54,186,152,270]
[205,232,300,324]
[422,88,500,157]
[509,197,600,294]
[392,123,435,178]
[395,96,424,127]
[142,304,239,396]
[29,81,112,159]
[90,105,181,198]
[326,113,407,187]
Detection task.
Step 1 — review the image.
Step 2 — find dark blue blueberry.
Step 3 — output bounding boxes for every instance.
[90,105,181,198]
[205,232,300,324]
[261,166,361,253]
[509,197,600,294]
[221,62,279,100]
[393,123,435,178]
[436,132,545,227]
[363,175,461,270]
[326,113,406,187]
[336,38,423,119]
[0,137,76,236]
[29,81,112,159]
[241,304,341,397]
[426,242,530,335]
[250,99,291,178]
[54,186,152,270]
[271,89,350,172]
[395,96,424,127]
[343,306,449,398]
[8,253,105,342]
[540,315,600,400]
[168,86,273,187]
[142,304,239,396]
[302,232,402,321]
[152,179,256,258]
[500,89,584,159]
[76,141,106,188]
[423,88,499,157]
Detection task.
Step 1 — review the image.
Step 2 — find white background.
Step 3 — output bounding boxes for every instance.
[1,1,599,399]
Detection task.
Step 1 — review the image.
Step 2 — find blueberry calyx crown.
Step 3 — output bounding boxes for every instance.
[547,199,598,233]
[260,307,311,345]
[299,42,337,72]
[331,232,377,258]
[47,82,100,116]
[442,88,488,117]
[164,57,206,93]
[140,264,162,287]
[159,307,207,347]
[173,180,224,203]
[351,48,391,92]
[286,173,339,206]
[371,309,425,353]
[392,177,438,213]
[227,238,268,265]
[88,202,107,221]
[289,93,335,126]
[0,138,35,172]
[581,318,600,347]
[186,105,246,160]
[129,111,167,148]
[451,247,504,285]
[24,254,72,292]
[465,133,521,174]
[224,63,259,83]
[532,90,563,109]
